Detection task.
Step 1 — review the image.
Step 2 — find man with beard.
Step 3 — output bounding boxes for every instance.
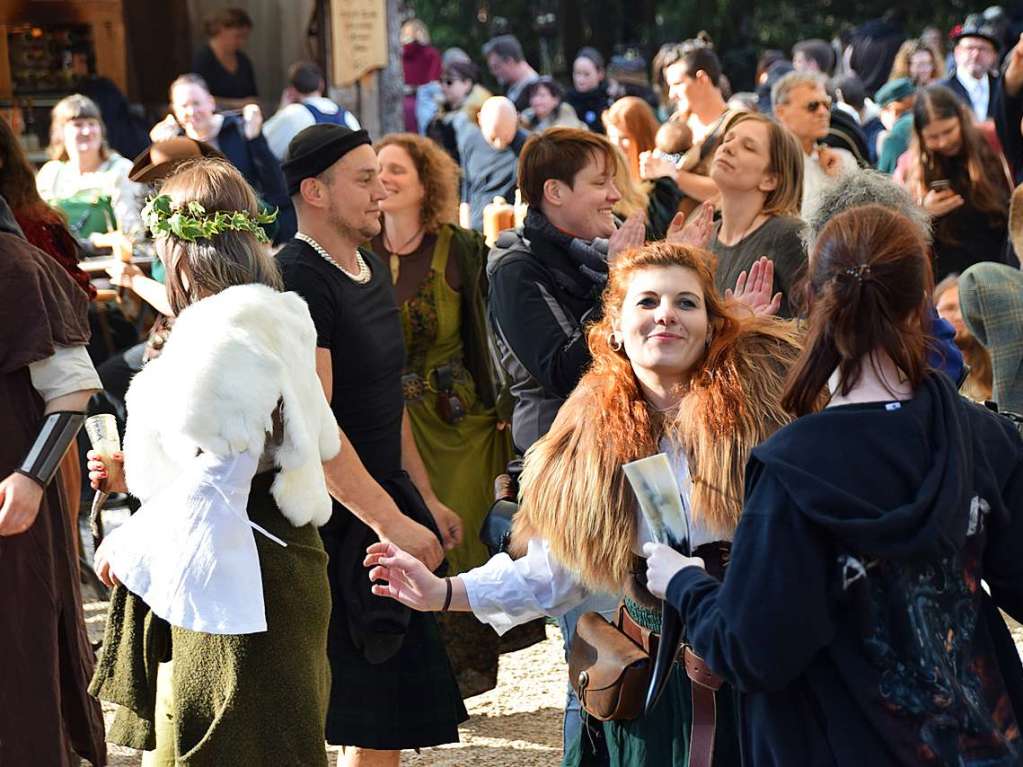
[276,124,466,766]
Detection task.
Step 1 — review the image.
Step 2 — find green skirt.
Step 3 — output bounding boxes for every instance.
[93,472,332,766]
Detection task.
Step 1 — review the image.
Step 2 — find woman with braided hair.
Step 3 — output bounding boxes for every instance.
[366,239,803,765]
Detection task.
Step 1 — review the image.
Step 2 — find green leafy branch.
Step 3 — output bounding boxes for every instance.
[142,194,277,244]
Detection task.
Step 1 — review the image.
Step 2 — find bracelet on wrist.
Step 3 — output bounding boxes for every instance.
[441,577,453,612]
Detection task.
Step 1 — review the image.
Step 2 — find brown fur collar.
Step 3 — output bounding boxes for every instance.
[511,318,803,592]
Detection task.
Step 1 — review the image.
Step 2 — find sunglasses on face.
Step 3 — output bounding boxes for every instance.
[804,98,832,113]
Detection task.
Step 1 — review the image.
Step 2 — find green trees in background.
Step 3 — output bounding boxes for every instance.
[408,1,972,93]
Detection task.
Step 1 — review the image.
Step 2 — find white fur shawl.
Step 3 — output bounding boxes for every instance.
[123,284,341,527]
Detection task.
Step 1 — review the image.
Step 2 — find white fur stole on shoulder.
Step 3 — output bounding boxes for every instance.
[123,283,340,527]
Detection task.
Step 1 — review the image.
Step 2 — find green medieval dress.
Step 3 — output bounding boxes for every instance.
[373,223,515,695]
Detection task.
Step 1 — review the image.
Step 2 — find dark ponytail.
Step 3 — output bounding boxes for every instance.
[782,205,933,416]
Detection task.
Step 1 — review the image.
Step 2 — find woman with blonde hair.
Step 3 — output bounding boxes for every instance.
[36,94,145,243]
[366,240,804,765]
[87,158,338,765]
[369,132,513,695]
[603,96,684,239]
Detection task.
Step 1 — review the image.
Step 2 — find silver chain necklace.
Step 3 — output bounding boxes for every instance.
[295,232,371,285]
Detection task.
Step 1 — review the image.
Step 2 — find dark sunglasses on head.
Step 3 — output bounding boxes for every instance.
[805,98,832,113]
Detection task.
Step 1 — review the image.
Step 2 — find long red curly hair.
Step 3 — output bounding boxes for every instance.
[512,242,802,591]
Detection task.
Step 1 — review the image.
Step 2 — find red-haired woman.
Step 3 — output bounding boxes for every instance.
[365,240,803,766]
[603,96,684,239]
[647,205,1023,765]
[0,115,93,298]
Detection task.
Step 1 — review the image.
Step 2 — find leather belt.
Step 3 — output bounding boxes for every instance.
[685,646,723,767]
[401,358,467,401]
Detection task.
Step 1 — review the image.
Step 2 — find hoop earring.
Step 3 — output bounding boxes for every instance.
[608,332,622,352]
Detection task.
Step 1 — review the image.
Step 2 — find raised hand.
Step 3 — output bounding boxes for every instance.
[242,103,263,140]
[1005,33,1023,97]
[639,150,677,181]
[665,200,714,248]
[607,213,647,262]
[724,257,782,316]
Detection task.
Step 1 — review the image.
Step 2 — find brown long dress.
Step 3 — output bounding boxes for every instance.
[0,226,107,766]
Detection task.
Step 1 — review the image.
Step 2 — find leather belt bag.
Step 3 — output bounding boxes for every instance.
[567,602,726,767]
[568,604,652,721]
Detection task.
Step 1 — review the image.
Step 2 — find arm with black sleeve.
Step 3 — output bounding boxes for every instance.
[488,253,596,400]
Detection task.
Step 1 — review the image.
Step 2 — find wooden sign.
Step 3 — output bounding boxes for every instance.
[331,0,387,86]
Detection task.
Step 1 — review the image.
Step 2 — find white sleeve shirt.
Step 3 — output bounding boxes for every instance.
[28,345,101,402]
[460,440,722,634]
[263,99,362,160]
[99,449,284,635]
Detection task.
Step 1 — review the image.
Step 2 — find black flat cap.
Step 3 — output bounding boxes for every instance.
[282,125,372,196]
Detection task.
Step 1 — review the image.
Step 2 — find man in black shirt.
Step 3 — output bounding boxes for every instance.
[276,125,467,763]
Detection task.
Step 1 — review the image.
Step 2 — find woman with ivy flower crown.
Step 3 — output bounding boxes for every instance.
[86,158,338,766]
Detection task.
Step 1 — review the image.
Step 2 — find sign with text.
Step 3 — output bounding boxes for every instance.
[331,0,387,86]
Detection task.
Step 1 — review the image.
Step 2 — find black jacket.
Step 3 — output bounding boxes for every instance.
[942,73,1001,121]
[563,83,612,134]
[995,77,1023,184]
[216,116,295,243]
[487,213,605,453]
[667,373,1023,766]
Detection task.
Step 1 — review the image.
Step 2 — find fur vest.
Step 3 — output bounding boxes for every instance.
[512,319,804,592]
[123,284,341,527]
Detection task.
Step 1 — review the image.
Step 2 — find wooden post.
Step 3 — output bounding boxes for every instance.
[377,0,403,135]
[325,0,403,137]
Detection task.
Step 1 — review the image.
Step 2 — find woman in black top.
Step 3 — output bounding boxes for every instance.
[564,47,612,134]
[647,204,1023,766]
[192,7,259,109]
[899,84,1014,282]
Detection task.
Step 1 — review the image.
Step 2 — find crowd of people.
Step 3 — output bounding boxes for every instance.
[3,5,1023,767]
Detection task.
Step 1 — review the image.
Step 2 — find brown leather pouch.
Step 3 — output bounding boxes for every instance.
[568,604,652,721]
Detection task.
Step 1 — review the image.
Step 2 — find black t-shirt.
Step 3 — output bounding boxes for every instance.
[277,240,405,478]
[192,44,258,100]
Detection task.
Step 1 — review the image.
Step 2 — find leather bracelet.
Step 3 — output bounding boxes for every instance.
[18,411,85,488]
[442,577,453,612]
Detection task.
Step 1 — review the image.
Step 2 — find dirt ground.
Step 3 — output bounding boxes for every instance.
[83,595,567,767]
[80,582,1023,767]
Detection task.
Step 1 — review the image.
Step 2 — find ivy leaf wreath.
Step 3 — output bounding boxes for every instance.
[142,194,278,244]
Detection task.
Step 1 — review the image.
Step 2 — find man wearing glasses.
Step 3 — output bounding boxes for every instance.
[943,15,1002,123]
[772,71,857,218]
